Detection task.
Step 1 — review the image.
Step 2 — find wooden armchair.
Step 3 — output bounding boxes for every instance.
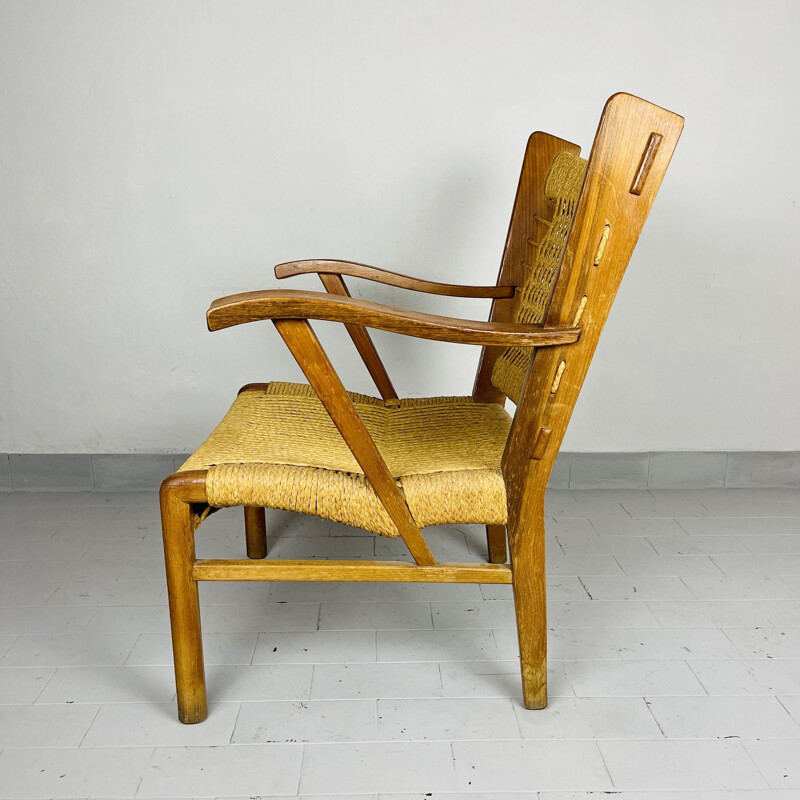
[160,93,683,723]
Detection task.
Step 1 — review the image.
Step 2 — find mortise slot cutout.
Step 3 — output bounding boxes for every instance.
[630,132,663,195]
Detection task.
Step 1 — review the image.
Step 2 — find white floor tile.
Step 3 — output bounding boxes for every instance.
[201,602,320,632]
[0,633,138,667]
[126,633,258,666]
[83,535,164,558]
[377,697,520,740]
[272,536,375,559]
[233,699,376,743]
[647,600,776,628]
[776,694,800,725]
[725,627,800,658]
[646,695,800,739]
[616,554,723,577]
[713,554,800,576]
[45,579,166,606]
[267,581,380,602]
[2,487,799,796]
[82,701,239,746]
[565,660,706,697]
[695,792,800,800]
[137,744,303,797]
[0,573,64,606]
[620,496,711,518]
[318,601,432,630]
[82,605,172,634]
[439,660,573,699]
[0,703,100,747]
[739,534,800,554]
[379,794,534,800]
[677,516,800,535]
[647,533,750,555]
[600,739,768,790]
[0,560,26,581]
[489,581,586,603]
[300,742,456,794]
[0,634,15,658]
[579,575,695,600]
[539,793,699,800]
[547,554,625,576]
[253,630,377,664]
[18,556,166,582]
[198,581,272,604]
[378,581,484,601]
[0,746,152,798]
[688,658,800,696]
[545,576,593,600]
[590,516,685,536]
[377,629,498,662]
[608,627,741,660]
[682,575,796,600]
[311,662,443,700]
[452,739,611,791]
[492,627,621,661]
[0,533,94,560]
[519,696,662,741]
[0,667,54,703]
[431,600,516,629]
[36,665,176,704]
[554,531,656,556]
[206,664,313,701]
[742,738,800,788]
[548,600,661,628]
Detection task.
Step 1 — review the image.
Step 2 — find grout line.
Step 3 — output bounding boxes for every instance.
[594,737,616,790]
[77,702,103,748]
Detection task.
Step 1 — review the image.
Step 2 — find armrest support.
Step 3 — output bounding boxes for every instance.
[275,260,515,299]
[207,289,580,348]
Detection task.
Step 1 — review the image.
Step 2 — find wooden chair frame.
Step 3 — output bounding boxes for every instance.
[160,93,683,723]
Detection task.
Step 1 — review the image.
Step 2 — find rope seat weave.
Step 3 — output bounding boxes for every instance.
[179,382,511,537]
[491,152,587,403]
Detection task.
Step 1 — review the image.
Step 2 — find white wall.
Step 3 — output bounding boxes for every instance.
[1,0,798,453]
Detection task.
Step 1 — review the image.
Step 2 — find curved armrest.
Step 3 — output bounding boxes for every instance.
[275,260,515,299]
[207,289,580,347]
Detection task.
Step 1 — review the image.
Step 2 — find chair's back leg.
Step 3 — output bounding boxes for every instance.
[485,524,508,564]
[160,480,208,724]
[244,506,268,559]
[508,490,548,708]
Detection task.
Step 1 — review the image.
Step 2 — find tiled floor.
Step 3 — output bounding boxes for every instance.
[0,488,799,798]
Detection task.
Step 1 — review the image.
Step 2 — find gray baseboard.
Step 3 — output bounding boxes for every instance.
[1,452,800,492]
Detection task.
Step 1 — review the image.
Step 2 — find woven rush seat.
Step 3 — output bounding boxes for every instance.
[180,381,512,537]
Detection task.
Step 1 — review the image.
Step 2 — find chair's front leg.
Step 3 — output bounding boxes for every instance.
[244,506,268,558]
[160,480,208,723]
[485,524,508,564]
[509,493,548,709]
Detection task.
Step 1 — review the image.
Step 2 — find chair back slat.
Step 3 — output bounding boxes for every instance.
[502,94,684,535]
[472,132,580,404]
[490,152,587,403]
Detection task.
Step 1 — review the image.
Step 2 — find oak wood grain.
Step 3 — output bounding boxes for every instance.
[275,259,515,298]
[317,272,398,400]
[273,318,436,566]
[207,289,581,348]
[193,559,512,583]
[473,132,582,404]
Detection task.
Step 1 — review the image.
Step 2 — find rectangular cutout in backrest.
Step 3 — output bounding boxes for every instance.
[630,132,663,195]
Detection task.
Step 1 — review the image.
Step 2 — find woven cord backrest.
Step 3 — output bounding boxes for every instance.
[490,153,587,403]
[502,94,684,538]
